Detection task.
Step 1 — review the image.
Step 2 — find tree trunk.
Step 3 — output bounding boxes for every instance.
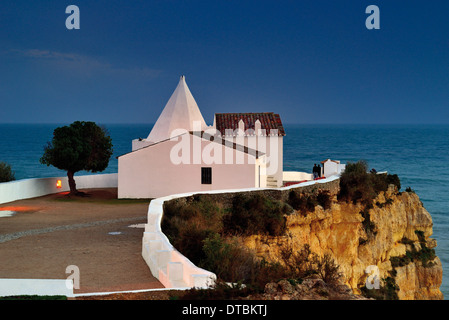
[67,170,77,195]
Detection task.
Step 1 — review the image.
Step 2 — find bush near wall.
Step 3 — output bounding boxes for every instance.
[0,162,15,183]
[338,160,401,206]
[161,185,343,294]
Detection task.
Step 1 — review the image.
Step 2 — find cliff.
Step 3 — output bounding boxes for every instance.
[243,186,443,300]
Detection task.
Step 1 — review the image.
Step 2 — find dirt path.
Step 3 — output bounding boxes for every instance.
[0,188,165,295]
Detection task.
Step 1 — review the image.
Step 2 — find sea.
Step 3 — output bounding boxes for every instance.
[0,123,448,298]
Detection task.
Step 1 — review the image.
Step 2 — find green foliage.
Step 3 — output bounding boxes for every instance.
[200,233,261,284]
[162,193,343,296]
[338,160,401,206]
[222,194,291,236]
[359,207,377,242]
[279,243,343,285]
[287,189,331,215]
[179,243,343,299]
[40,121,113,193]
[316,190,332,210]
[390,230,436,269]
[178,280,253,300]
[162,196,223,265]
[405,187,415,193]
[361,276,399,300]
[0,161,15,182]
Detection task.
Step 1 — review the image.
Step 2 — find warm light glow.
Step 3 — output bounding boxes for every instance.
[56,180,62,188]
[0,206,39,212]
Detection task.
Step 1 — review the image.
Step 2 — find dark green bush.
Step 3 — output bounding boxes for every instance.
[222,194,290,236]
[316,190,332,210]
[405,187,415,193]
[287,190,331,215]
[162,192,343,296]
[361,276,399,300]
[161,197,223,265]
[338,160,401,206]
[0,162,15,182]
[390,230,436,269]
[360,208,377,240]
[200,233,261,284]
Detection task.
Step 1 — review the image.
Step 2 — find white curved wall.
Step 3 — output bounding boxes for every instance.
[142,174,341,289]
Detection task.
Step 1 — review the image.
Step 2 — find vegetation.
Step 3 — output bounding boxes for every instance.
[364,230,436,300]
[391,231,436,269]
[287,189,332,215]
[223,193,292,236]
[405,187,415,193]
[338,160,400,206]
[162,193,343,298]
[178,242,343,300]
[0,161,15,182]
[339,160,402,244]
[361,276,399,300]
[40,121,113,195]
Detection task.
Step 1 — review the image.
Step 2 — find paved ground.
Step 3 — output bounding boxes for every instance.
[0,188,165,295]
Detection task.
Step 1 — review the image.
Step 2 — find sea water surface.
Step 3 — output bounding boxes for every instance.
[0,123,448,298]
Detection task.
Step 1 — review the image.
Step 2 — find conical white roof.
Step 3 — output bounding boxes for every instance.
[147,76,208,143]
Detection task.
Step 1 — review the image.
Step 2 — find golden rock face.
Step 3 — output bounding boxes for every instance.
[244,190,443,300]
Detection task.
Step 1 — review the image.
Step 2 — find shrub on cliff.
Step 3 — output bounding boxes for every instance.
[222,193,291,236]
[0,162,15,182]
[287,190,331,215]
[161,196,223,265]
[338,160,401,205]
[200,233,261,284]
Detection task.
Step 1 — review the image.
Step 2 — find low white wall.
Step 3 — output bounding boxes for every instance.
[0,279,74,298]
[142,196,217,289]
[142,174,341,289]
[283,171,314,182]
[0,173,118,205]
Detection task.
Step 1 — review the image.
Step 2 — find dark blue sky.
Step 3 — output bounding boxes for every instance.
[0,0,448,124]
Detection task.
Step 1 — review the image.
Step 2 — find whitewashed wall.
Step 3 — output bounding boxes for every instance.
[118,134,258,199]
[0,173,118,205]
[142,195,218,289]
[142,174,341,289]
[283,171,314,182]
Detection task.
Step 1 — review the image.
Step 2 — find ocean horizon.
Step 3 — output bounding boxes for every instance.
[0,123,448,298]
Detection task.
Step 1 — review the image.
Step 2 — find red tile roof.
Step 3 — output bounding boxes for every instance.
[214,112,286,136]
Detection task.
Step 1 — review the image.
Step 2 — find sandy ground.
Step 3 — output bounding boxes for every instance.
[0,188,166,297]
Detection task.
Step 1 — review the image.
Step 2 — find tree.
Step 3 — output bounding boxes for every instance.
[40,121,113,195]
[0,162,15,182]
